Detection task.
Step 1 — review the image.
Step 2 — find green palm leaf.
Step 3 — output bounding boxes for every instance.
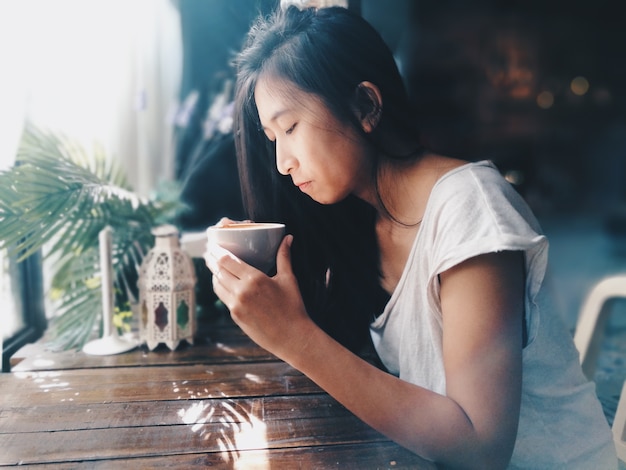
[0,123,183,350]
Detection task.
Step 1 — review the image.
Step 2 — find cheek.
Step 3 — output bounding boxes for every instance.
[324,165,358,199]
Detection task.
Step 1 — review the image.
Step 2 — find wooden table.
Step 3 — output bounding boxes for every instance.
[1,313,435,469]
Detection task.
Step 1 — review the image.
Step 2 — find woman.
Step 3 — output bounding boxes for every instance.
[205,5,616,468]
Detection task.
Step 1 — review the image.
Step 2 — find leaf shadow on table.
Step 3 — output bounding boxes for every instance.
[177,394,269,469]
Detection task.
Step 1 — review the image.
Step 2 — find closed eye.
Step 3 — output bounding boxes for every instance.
[285,122,297,135]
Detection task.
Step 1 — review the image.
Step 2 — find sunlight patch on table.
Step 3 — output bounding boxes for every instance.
[177,398,269,469]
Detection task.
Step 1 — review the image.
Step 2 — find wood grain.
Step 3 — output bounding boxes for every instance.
[1,318,435,469]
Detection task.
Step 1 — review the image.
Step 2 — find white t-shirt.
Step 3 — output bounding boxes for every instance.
[370,160,617,469]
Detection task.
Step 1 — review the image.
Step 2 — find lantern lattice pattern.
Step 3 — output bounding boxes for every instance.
[139,225,197,350]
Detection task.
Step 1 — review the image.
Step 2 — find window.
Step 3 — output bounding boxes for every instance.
[0,0,181,371]
[2,252,23,337]
[1,251,46,372]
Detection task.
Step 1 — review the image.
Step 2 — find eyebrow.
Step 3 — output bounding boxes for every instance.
[260,109,290,130]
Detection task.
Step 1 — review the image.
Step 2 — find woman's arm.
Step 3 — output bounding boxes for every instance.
[207,238,525,469]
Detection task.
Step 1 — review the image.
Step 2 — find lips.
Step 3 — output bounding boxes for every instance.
[294,181,310,191]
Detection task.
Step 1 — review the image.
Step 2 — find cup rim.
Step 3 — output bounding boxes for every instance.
[207,222,285,231]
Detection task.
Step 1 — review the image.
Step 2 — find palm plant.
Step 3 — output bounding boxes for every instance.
[0,124,183,350]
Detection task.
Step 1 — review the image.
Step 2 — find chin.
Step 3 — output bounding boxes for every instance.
[312,195,346,206]
[307,187,350,206]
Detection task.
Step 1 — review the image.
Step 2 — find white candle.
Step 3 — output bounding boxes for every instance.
[99,226,114,337]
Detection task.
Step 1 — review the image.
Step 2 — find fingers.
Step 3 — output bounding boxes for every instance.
[276,234,294,275]
[211,268,231,302]
[213,264,238,288]
[209,250,241,305]
[204,243,222,273]
[204,243,240,274]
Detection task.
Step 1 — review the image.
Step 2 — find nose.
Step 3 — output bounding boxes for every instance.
[275,139,297,175]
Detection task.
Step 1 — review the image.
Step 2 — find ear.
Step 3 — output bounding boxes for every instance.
[353,81,383,133]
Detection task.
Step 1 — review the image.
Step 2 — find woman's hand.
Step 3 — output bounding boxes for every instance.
[204,234,315,361]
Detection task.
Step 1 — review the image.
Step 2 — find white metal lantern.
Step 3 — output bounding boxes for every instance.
[138,224,197,350]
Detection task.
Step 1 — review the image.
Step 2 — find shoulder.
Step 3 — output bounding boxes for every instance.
[435,160,511,196]
[429,160,534,224]
[420,159,546,271]
[408,156,511,208]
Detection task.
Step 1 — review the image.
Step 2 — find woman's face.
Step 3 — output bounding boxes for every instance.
[254,77,373,205]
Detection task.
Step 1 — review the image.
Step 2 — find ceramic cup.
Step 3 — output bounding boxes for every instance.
[206,222,286,273]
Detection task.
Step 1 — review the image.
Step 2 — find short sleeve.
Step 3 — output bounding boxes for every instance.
[421,162,548,307]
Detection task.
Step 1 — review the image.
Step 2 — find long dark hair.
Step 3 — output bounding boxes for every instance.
[232,6,423,363]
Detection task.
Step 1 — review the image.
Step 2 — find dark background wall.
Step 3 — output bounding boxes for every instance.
[361,0,626,218]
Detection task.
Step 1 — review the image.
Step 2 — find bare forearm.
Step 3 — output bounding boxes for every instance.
[284,323,513,469]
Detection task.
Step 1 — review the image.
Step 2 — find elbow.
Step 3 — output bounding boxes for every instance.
[439,403,518,469]
[384,419,516,469]
[434,439,515,470]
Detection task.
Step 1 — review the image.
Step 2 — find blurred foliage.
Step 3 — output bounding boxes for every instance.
[0,124,184,350]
